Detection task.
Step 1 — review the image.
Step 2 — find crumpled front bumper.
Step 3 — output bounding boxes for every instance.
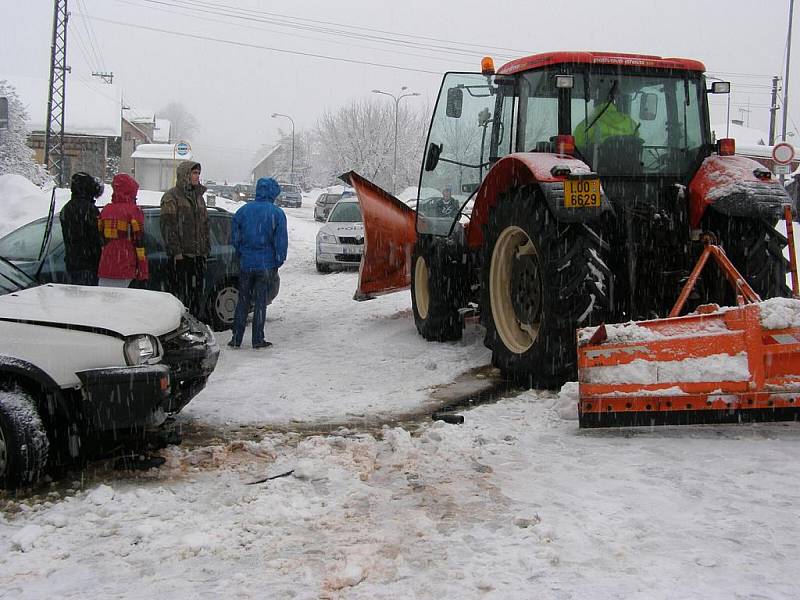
[76,364,171,434]
[159,313,220,413]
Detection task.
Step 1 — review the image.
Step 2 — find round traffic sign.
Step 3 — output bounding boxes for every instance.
[771,142,795,165]
[174,141,191,156]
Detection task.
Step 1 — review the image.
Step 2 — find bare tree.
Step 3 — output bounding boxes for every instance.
[313,97,430,191]
[157,101,199,142]
[0,81,51,186]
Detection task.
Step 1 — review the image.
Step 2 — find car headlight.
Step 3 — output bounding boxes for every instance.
[318,233,337,244]
[124,335,161,365]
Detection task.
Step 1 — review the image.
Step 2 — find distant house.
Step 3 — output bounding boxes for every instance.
[7,75,121,182]
[131,143,193,192]
[119,109,173,177]
[251,144,281,182]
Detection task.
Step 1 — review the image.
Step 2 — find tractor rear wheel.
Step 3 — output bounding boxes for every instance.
[411,236,466,342]
[712,215,791,300]
[480,186,611,388]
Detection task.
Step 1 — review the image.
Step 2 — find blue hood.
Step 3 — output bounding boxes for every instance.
[255,177,281,203]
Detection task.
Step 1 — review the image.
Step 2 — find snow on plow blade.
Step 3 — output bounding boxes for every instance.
[577,300,800,427]
[341,171,416,300]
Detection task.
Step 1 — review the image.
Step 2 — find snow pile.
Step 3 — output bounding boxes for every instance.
[578,321,665,345]
[759,296,800,330]
[584,351,751,385]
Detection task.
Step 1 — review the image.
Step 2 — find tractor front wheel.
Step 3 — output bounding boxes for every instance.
[480,186,611,388]
[411,236,466,342]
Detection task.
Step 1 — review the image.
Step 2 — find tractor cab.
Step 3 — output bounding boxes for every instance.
[418,53,727,242]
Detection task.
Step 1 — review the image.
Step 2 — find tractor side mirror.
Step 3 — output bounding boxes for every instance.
[709,81,730,94]
[424,142,443,172]
[0,97,8,130]
[638,93,658,121]
[446,87,463,118]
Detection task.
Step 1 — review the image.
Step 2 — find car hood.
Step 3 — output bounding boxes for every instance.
[319,222,364,238]
[0,284,184,337]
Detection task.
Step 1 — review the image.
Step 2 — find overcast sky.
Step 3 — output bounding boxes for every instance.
[3,0,798,182]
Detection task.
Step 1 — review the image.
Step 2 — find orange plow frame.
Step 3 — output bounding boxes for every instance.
[577,205,800,427]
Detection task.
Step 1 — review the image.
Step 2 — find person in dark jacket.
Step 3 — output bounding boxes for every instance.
[97,173,149,287]
[160,161,210,319]
[59,172,104,285]
[229,177,288,349]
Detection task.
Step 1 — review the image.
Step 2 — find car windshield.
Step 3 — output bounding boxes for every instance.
[328,202,362,223]
[0,256,36,294]
[0,217,63,261]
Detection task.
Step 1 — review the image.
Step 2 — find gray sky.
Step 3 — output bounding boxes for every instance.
[3,0,798,182]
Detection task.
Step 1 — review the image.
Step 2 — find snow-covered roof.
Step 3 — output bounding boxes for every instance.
[131,143,193,161]
[252,144,281,169]
[121,107,154,124]
[5,75,122,138]
[153,118,171,143]
[711,122,768,146]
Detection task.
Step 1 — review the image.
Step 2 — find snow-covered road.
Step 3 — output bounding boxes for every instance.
[1,180,799,599]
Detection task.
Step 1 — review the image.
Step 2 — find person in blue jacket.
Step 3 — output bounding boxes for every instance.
[229,177,288,349]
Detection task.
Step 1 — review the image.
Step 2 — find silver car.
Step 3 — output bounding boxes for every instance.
[315,198,363,272]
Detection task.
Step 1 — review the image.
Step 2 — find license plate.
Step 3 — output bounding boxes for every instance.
[564,178,601,208]
[343,246,362,255]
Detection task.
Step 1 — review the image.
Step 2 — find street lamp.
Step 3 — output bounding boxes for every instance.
[271,112,295,183]
[372,86,420,194]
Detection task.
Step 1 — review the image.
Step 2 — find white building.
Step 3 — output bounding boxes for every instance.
[131,143,193,191]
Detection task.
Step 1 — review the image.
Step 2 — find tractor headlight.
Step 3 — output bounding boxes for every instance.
[318,233,337,244]
[124,335,161,365]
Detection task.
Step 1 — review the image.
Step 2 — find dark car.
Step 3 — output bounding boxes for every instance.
[276,183,303,208]
[314,189,355,222]
[0,206,240,331]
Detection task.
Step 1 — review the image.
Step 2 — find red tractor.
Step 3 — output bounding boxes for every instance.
[346,51,794,392]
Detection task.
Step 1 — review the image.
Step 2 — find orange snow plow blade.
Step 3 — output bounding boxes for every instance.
[577,241,800,427]
[341,171,416,300]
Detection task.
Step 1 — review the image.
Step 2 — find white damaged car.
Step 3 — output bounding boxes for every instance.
[315,198,364,272]
[0,257,219,489]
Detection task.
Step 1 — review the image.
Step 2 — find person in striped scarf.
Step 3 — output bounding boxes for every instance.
[97,173,149,287]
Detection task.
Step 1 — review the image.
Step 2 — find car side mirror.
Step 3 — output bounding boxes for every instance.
[424,142,443,172]
[446,87,463,118]
[638,92,658,121]
[0,97,8,130]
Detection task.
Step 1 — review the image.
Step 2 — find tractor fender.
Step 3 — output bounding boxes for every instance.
[466,152,612,249]
[687,154,794,228]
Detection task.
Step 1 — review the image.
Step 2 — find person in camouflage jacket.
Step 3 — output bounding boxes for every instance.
[160,160,210,320]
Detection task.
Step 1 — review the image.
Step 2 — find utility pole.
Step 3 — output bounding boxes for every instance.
[769,76,780,145]
[91,71,114,84]
[781,0,794,185]
[44,0,69,187]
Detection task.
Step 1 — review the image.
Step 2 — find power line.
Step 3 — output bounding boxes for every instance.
[77,13,447,76]
[76,0,107,72]
[114,0,489,67]
[116,0,529,59]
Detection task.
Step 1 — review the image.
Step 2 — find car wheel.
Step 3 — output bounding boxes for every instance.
[316,261,331,273]
[206,280,239,331]
[0,385,49,490]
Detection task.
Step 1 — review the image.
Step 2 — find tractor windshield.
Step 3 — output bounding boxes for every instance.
[417,72,515,236]
[519,68,709,177]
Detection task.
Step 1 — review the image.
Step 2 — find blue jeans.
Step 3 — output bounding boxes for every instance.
[232,269,278,346]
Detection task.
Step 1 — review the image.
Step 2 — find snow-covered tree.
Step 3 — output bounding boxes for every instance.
[0,81,51,186]
[157,102,199,142]
[313,98,430,191]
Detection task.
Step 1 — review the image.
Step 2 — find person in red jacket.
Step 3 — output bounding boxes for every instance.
[97,173,149,287]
